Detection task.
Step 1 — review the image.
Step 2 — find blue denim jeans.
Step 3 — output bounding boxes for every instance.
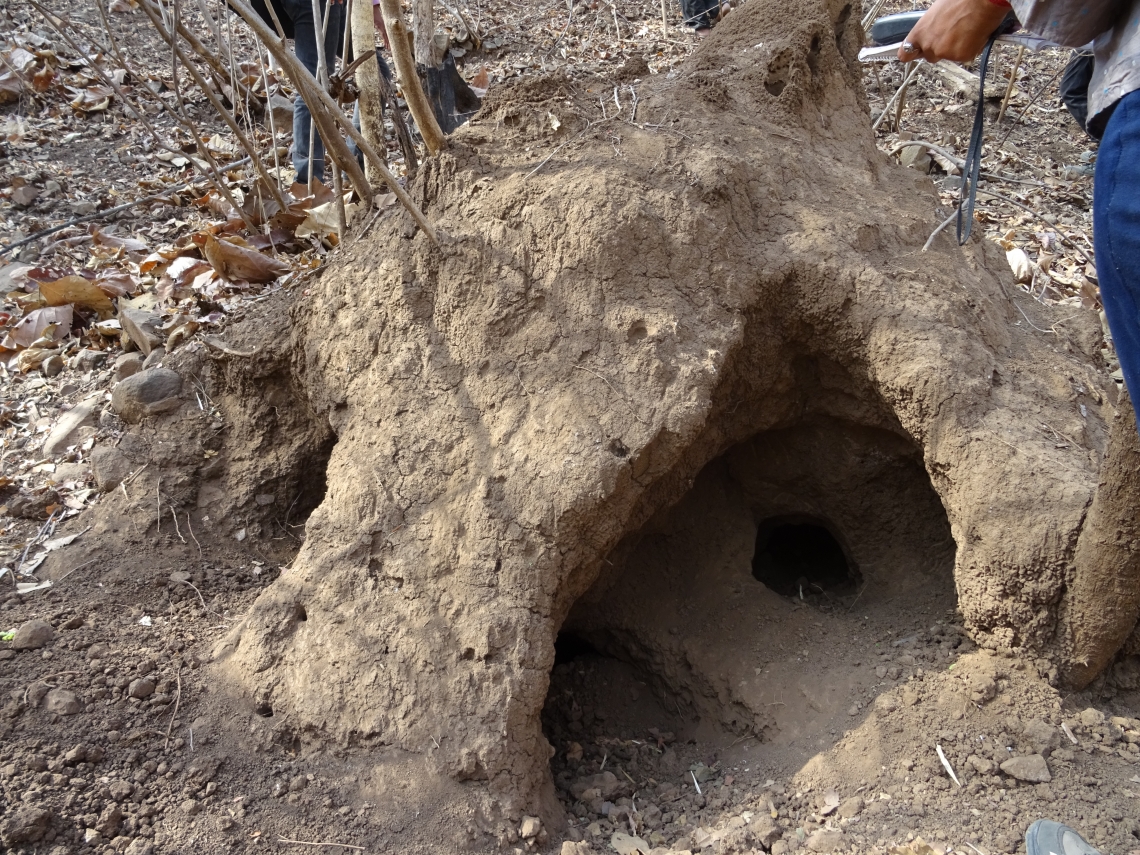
[286,0,343,184]
[1094,89,1140,403]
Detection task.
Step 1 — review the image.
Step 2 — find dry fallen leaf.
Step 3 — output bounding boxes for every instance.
[93,228,149,253]
[1,305,73,350]
[1006,247,1032,283]
[202,235,291,283]
[39,275,115,319]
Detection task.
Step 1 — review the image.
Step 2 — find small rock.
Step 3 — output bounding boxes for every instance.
[120,309,163,356]
[108,780,132,800]
[72,199,97,215]
[112,352,144,383]
[520,816,542,839]
[111,368,182,424]
[128,678,155,699]
[13,185,39,207]
[1022,719,1058,755]
[61,614,84,630]
[170,570,191,584]
[1000,754,1051,783]
[42,355,64,377]
[806,828,843,852]
[124,840,155,855]
[255,493,276,506]
[43,394,102,456]
[182,798,202,816]
[44,689,81,716]
[874,694,899,713]
[92,446,134,492]
[142,346,166,369]
[847,704,859,716]
[751,815,781,847]
[771,842,790,855]
[96,803,122,837]
[0,650,14,661]
[289,774,308,793]
[837,796,863,819]
[27,682,50,706]
[11,619,54,650]
[84,829,103,845]
[64,745,87,764]
[967,754,994,775]
[1079,707,1105,727]
[0,806,52,846]
[268,93,294,128]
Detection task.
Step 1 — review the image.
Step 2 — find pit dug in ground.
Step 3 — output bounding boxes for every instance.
[543,417,967,848]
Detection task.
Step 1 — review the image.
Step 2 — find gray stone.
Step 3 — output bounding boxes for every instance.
[44,689,81,716]
[288,774,308,792]
[124,840,155,855]
[142,346,166,369]
[837,796,863,819]
[43,394,101,456]
[181,798,202,816]
[1079,707,1105,727]
[806,828,844,852]
[120,309,162,356]
[96,803,122,837]
[42,354,64,377]
[128,678,155,699]
[751,815,781,848]
[112,352,144,383]
[11,619,54,650]
[110,368,182,424]
[0,806,52,846]
[520,816,541,839]
[1000,753,1051,783]
[72,199,97,215]
[92,446,133,492]
[967,754,994,775]
[1022,719,1058,755]
[268,93,294,129]
[74,348,107,371]
[898,144,932,172]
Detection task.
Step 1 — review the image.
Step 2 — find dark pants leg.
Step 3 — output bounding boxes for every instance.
[286,0,343,184]
[1094,89,1140,409]
[680,0,719,29]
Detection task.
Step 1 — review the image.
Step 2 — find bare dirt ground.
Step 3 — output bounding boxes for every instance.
[4,0,1140,854]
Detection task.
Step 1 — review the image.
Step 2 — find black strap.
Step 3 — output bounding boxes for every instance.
[957,12,1019,245]
[957,34,999,245]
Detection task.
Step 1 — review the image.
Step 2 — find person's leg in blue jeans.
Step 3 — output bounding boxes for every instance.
[1095,89,1140,405]
[286,0,343,184]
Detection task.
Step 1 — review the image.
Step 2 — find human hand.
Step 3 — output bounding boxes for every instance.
[897,0,1010,63]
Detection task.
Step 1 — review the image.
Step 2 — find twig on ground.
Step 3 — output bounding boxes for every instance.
[277,839,365,851]
[186,513,203,561]
[170,507,186,543]
[872,62,922,132]
[923,210,958,252]
[164,668,182,749]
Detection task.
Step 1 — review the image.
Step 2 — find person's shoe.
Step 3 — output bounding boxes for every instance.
[1026,820,1102,855]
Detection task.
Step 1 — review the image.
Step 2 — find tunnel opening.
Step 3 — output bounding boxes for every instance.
[751,515,861,597]
[544,419,958,842]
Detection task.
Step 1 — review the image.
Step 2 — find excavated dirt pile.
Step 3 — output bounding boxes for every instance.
[29,0,1140,848]
[206,0,1140,842]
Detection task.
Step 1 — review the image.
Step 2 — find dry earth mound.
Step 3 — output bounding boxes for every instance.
[42,0,1140,847]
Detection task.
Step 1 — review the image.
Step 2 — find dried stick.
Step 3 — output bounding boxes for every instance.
[377,0,447,154]
[164,668,182,749]
[226,0,438,239]
[872,62,922,131]
[278,839,364,851]
[148,0,288,210]
[310,0,347,236]
[998,44,1025,122]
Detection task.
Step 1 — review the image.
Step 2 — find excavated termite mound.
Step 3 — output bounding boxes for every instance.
[180,0,1140,845]
[556,417,956,738]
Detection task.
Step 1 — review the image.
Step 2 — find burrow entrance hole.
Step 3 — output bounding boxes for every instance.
[543,419,957,815]
[751,515,861,597]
